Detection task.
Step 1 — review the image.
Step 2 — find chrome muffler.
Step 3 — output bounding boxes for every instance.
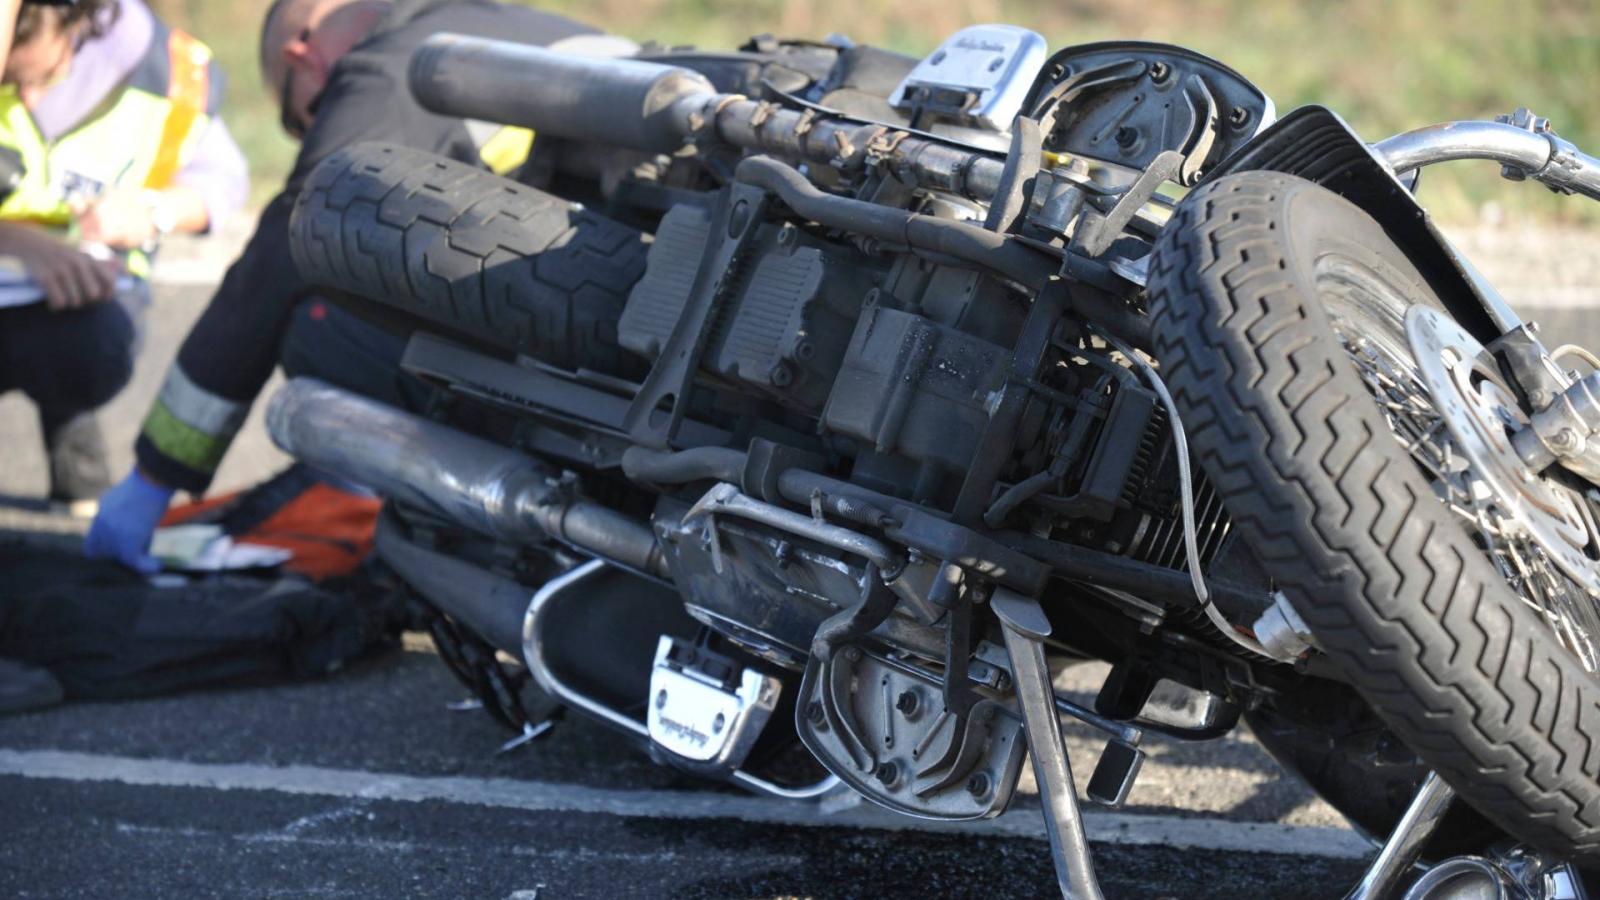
[265,377,668,577]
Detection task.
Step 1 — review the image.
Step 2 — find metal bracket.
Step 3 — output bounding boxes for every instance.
[1072,149,1184,257]
[622,183,771,448]
[523,559,839,801]
[794,642,1028,820]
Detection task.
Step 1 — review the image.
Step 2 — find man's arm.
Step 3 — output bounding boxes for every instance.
[132,56,444,494]
[81,118,252,247]
[133,190,300,493]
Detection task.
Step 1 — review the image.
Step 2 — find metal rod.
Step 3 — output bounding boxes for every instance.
[522,559,839,802]
[1345,771,1456,900]
[1374,120,1600,200]
[992,587,1105,900]
[683,482,901,574]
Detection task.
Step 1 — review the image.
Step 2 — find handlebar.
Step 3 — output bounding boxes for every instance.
[409,33,1011,203]
[411,34,1600,222]
[1374,119,1600,201]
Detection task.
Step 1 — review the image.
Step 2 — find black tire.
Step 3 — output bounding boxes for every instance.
[1148,171,1600,860]
[289,142,648,375]
[1245,677,1500,856]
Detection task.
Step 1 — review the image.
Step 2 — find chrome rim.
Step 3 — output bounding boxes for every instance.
[1318,255,1600,673]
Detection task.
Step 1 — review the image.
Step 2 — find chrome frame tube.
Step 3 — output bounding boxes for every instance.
[684,482,901,574]
[522,559,840,802]
[1345,771,1457,900]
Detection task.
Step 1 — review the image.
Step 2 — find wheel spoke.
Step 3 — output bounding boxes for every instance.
[1336,323,1600,674]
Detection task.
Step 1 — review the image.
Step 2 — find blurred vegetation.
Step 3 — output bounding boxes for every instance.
[148,0,1600,223]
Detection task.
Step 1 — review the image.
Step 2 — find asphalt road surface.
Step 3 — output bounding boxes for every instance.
[0,626,1371,900]
[3,223,1599,898]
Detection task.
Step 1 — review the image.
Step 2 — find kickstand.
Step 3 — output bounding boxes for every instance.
[992,588,1105,900]
[1344,771,1455,900]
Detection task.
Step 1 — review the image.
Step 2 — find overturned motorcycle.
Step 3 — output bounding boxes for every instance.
[267,23,1600,899]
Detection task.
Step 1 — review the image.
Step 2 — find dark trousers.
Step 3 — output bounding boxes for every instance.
[279,297,430,415]
[0,282,148,429]
[0,283,148,498]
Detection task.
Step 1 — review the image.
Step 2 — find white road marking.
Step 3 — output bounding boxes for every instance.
[0,748,1374,860]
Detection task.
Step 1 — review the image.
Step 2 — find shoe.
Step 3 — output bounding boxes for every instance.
[0,657,63,715]
[43,411,112,508]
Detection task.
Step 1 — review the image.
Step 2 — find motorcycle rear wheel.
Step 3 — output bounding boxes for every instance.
[1148,171,1600,861]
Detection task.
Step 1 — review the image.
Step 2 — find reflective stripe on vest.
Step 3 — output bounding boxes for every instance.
[144,29,211,190]
[0,28,214,240]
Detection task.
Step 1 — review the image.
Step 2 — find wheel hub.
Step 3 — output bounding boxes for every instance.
[1403,305,1600,597]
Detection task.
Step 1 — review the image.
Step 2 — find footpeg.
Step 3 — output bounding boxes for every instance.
[646,635,781,779]
[1086,739,1143,809]
[795,644,1027,820]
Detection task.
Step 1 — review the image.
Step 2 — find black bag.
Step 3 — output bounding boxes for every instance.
[0,542,396,700]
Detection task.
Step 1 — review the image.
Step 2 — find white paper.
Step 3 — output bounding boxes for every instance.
[150,523,293,572]
[0,248,139,308]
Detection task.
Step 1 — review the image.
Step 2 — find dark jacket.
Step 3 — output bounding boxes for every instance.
[137,0,595,492]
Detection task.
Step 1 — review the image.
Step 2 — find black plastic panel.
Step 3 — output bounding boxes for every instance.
[1022,41,1272,182]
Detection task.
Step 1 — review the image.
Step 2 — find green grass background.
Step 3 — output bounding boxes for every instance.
[149,0,1600,223]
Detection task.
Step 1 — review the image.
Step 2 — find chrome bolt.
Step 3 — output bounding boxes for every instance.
[1552,428,1581,453]
[966,772,991,797]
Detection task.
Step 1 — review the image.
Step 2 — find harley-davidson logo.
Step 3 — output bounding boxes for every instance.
[953,37,1009,54]
[658,716,710,748]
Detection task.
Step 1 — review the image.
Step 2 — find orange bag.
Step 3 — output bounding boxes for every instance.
[160,467,381,581]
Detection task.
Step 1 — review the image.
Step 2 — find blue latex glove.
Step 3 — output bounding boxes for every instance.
[84,468,175,575]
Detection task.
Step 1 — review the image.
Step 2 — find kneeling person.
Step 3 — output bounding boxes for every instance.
[0,0,246,509]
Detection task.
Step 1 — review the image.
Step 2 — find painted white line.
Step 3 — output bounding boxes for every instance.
[0,748,1374,860]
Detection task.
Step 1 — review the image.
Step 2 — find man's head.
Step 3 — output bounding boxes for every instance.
[5,0,117,107]
[261,0,389,138]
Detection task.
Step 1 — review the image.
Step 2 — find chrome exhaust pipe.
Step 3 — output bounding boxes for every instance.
[266,378,668,577]
[372,509,530,655]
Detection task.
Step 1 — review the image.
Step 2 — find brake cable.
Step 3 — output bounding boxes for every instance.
[1094,327,1273,659]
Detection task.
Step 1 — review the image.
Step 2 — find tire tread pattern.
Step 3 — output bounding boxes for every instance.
[1147,171,1600,858]
[290,142,647,374]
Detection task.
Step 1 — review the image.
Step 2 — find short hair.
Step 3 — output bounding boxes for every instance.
[260,0,291,84]
[15,0,118,46]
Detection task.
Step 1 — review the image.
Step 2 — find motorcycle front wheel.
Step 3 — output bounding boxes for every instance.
[1148,171,1600,861]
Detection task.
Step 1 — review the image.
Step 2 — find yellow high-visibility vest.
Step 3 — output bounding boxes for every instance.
[0,26,218,278]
